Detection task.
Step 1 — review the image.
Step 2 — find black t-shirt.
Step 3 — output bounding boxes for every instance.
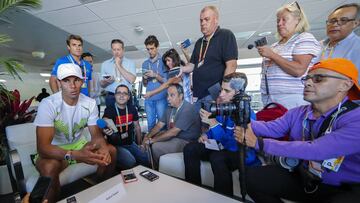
[190,27,238,99]
[103,104,139,146]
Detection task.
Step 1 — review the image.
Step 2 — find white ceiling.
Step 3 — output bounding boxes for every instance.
[1,0,359,100]
[27,0,355,62]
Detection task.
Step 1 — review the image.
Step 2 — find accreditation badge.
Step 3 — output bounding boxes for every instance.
[322,156,344,172]
[121,132,128,139]
[198,60,204,68]
[308,161,323,178]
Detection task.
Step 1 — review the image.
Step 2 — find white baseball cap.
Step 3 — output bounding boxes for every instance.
[57,63,83,80]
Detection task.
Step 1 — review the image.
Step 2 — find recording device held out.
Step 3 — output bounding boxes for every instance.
[247,37,268,49]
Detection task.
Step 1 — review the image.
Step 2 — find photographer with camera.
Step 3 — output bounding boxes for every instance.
[184,72,256,196]
[144,48,192,103]
[234,58,360,203]
[256,2,321,109]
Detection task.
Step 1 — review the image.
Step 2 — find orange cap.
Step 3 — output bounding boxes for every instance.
[309,58,360,100]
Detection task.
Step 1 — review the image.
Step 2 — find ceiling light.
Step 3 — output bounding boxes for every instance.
[134,26,144,33]
[237,57,262,65]
[40,73,51,77]
[0,79,6,83]
[32,51,45,59]
[258,31,272,37]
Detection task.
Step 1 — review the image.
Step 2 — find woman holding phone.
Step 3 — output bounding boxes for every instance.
[144,49,192,103]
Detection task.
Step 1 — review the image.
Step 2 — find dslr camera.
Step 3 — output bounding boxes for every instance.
[268,155,301,172]
[203,92,251,127]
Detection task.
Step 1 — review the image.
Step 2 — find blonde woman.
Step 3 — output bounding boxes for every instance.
[257,2,321,109]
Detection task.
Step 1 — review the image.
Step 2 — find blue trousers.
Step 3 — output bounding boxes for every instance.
[144,98,167,131]
[116,142,150,169]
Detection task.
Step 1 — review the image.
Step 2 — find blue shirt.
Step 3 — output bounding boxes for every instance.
[51,55,92,96]
[316,32,360,85]
[207,110,256,152]
[252,97,360,186]
[100,57,136,93]
[142,56,168,101]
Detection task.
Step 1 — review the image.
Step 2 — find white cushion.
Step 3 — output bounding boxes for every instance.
[6,123,97,192]
[159,153,253,199]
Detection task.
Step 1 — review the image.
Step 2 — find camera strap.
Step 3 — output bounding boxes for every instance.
[317,100,358,138]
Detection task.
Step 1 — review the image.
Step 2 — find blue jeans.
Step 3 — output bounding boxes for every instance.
[116,142,150,169]
[145,98,167,131]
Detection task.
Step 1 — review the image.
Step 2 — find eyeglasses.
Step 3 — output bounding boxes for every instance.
[115,91,129,96]
[301,74,348,84]
[326,17,356,26]
[289,1,301,11]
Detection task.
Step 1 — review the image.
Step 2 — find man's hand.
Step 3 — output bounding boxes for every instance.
[96,144,112,165]
[176,67,184,78]
[115,57,122,67]
[199,108,217,127]
[234,124,257,148]
[103,76,115,85]
[142,136,151,146]
[73,143,109,166]
[145,70,157,78]
[198,134,209,144]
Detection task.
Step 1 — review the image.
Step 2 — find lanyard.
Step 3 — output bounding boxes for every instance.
[148,59,160,74]
[115,103,128,133]
[302,102,344,141]
[169,101,184,126]
[68,55,87,82]
[320,42,335,60]
[198,35,213,63]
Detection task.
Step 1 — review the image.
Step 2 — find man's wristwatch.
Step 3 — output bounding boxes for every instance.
[64,150,73,161]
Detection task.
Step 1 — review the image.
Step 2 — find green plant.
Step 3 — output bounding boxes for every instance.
[0,90,36,163]
[0,0,42,163]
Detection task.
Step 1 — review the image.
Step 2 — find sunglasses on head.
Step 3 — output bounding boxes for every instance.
[301,74,348,84]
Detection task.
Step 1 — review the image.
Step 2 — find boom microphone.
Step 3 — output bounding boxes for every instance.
[247,44,254,49]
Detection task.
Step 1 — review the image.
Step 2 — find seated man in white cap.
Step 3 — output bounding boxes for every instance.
[34,63,117,203]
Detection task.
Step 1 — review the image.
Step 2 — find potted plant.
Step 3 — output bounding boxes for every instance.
[0,0,41,194]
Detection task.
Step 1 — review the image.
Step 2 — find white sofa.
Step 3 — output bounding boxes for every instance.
[158,152,243,198]
[5,123,97,193]
[159,153,296,203]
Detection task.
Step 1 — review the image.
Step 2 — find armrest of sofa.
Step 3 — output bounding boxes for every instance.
[7,149,27,197]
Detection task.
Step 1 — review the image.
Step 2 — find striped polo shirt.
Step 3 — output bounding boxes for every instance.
[261,32,321,95]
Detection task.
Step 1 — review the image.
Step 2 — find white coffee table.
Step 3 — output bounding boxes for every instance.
[58,165,242,203]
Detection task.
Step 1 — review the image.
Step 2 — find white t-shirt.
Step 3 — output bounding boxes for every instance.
[34,92,98,145]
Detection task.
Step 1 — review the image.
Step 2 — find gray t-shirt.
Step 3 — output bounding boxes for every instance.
[160,101,200,141]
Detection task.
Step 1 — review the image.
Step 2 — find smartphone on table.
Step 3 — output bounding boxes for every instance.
[139,170,159,182]
[29,176,52,203]
[121,169,138,183]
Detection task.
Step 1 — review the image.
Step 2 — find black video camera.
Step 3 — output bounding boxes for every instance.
[203,92,251,127]
[254,37,268,47]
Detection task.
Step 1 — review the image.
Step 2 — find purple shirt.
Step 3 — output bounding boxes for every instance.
[252,97,360,186]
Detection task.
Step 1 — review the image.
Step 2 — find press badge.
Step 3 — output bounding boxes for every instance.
[121,132,128,139]
[308,161,323,178]
[322,156,344,172]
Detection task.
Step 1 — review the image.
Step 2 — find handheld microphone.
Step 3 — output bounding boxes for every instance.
[97,118,120,145]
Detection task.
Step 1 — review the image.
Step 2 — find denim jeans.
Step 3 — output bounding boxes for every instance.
[145,98,167,131]
[116,142,150,169]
